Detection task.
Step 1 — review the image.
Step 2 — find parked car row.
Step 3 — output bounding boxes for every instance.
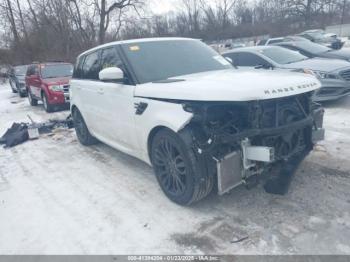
[258,29,344,50]
[4,38,332,205]
[224,41,350,102]
[7,62,73,112]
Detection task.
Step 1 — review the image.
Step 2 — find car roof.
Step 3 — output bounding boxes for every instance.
[222,45,278,54]
[79,37,197,57]
[269,37,284,40]
[303,29,323,34]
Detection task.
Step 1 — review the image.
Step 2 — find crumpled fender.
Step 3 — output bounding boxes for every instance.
[133,97,193,164]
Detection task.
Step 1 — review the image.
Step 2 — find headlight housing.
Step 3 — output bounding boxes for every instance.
[49,85,63,92]
[296,69,339,80]
[314,71,339,80]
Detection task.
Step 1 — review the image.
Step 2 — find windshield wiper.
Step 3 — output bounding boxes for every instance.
[152,79,186,83]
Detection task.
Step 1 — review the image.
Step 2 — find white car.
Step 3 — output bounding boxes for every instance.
[70,38,325,205]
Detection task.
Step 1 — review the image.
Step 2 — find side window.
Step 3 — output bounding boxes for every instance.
[100,46,133,84]
[236,53,269,67]
[223,53,239,66]
[82,51,101,80]
[73,57,85,79]
[100,47,121,69]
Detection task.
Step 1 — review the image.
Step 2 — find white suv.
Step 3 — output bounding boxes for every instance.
[70,38,324,205]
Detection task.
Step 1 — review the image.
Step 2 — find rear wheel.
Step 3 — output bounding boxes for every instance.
[27,88,38,106]
[42,92,54,113]
[10,80,17,93]
[72,108,98,146]
[151,129,214,205]
[17,84,26,97]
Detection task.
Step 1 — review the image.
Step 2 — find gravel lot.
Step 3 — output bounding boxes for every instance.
[0,82,350,255]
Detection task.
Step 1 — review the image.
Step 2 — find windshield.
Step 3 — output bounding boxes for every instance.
[296,41,331,54]
[14,66,28,76]
[41,64,73,79]
[121,39,233,84]
[308,32,325,40]
[261,47,308,65]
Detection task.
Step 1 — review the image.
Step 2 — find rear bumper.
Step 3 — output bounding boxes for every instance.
[313,79,350,102]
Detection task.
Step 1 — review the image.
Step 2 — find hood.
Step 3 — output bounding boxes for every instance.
[321,48,350,61]
[134,69,320,102]
[42,76,71,86]
[282,58,350,73]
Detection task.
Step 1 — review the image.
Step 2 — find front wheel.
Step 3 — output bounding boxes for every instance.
[28,88,38,106]
[151,129,214,205]
[10,80,17,93]
[42,92,54,113]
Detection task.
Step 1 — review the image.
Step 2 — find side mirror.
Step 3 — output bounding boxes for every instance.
[99,67,124,81]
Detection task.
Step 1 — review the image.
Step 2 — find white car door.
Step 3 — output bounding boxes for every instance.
[91,47,140,154]
[73,50,105,136]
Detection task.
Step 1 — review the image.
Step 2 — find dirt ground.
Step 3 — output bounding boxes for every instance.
[0,82,350,255]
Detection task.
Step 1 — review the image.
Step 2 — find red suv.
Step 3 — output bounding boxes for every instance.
[25,62,73,112]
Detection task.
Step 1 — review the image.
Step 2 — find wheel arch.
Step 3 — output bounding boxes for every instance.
[147,126,171,163]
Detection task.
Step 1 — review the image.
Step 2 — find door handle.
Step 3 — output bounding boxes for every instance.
[97,88,104,95]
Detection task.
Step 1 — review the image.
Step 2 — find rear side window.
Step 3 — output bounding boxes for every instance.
[231,53,269,67]
[223,53,239,66]
[82,51,101,80]
[73,57,85,79]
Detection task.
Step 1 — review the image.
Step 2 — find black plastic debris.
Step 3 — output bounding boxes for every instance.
[0,123,29,148]
[0,115,74,148]
[264,152,308,195]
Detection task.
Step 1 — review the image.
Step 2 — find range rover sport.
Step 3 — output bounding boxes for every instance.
[70,38,325,205]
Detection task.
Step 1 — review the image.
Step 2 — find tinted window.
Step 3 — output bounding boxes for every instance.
[100,47,121,69]
[269,39,283,44]
[222,53,240,66]
[258,40,267,46]
[41,64,73,79]
[121,40,232,84]
[261,47,307,65]
[82,51,101,80]
[229,52,269,67]
[73,57,85,79]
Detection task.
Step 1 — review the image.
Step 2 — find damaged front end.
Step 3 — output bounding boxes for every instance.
[180,92,325,195]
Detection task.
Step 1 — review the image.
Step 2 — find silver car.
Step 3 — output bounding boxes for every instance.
[223,46,350,102]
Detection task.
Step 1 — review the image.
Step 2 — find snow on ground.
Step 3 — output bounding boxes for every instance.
[0,82,350,255]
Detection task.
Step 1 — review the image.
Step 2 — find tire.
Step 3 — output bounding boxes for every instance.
[10,80,17,93]
[151,129,214,205]
[72,108,98,146]
[27,88,38,106]
[42,92,54,113]
[19,91,26,98]
[17,84,26,97]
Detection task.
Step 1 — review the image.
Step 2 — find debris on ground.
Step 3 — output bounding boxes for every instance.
[230,236,249,244]
[0,115,74,148]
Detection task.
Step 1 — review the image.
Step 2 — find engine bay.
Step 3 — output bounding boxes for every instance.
[181,92,325,194]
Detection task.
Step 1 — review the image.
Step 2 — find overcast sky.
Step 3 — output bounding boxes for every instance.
[149,0,180,14]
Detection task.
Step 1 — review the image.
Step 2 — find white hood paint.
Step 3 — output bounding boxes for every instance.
[135,69,321,102]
